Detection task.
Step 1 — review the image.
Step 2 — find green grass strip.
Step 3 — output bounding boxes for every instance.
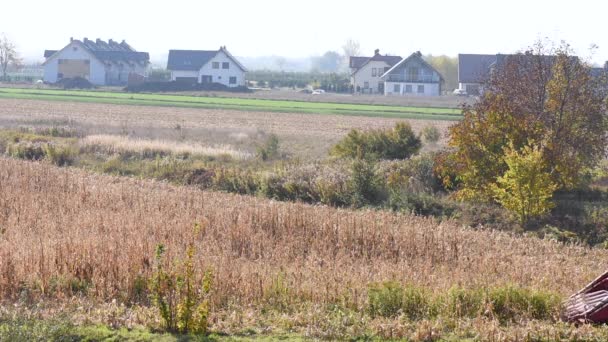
[0,88,463,121]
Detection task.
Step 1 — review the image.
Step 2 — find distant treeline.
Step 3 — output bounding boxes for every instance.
[246,70,352,92]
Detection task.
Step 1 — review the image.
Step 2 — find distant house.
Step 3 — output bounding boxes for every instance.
[349,49,402,94]
[380,51,444,96]
[166,46,247,87]
[43,38,149,86]
[457,54,497,95]
[457,53,588,95]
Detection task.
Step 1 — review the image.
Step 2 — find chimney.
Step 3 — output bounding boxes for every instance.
[70,37,73,42]
[605,61,608,70]
[109,39,114,45]
[121,39,126,44]
[96,38,101,44]
[416,51,422,57]
[374,49,380,56]
[84,37,89,42]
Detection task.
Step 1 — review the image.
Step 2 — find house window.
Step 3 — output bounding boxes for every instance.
[363,81,369,89]
[372,68,377,77]
[417,85,425,93]
[229,76,237,84]
[407,67,419,81]
[405,85,412,93]
[212,62,220,69]
[222,62,229,69]
[393,84,401,93]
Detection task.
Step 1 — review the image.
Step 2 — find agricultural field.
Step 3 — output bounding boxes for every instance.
[1,74,607,340]
[1,158,608,341]
[0,98,452,159]
[0,87,463,120]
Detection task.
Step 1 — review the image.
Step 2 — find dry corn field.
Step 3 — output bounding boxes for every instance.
[0,98,452,158]
[1,158,608,338]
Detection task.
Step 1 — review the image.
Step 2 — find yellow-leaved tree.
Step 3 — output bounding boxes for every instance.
[492,143,557,224]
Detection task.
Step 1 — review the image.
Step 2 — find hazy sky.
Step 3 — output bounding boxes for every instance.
[4,0,607,65]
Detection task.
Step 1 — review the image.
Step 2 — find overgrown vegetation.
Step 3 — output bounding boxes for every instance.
[149,244,212,334]
[2,151,608,339]
[331,122,421,160]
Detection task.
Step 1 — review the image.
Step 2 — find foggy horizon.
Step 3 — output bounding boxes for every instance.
[4,0,608,67]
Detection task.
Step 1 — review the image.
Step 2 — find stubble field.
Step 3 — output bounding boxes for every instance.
[0,98,452,158]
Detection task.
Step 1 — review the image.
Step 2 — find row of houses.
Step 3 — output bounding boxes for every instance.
[350,50,608,97]
[42,38,247,87]
[43,38,607,96]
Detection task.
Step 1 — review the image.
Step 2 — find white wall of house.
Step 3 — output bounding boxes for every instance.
[384,82,440,96]
[351,61,391,94]
[198,50,245,87]
[170,70,199,80]
[43,41,106,85]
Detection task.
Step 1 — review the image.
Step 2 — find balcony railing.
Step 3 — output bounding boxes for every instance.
[386,75,437,83]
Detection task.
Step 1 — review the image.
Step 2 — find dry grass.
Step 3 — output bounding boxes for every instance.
[0,98,453,158]
[0,158,604,302]
[1,158,607,338]
[81,134,252,160]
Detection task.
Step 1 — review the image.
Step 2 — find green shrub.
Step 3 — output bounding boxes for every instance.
[368,282,431,320]
[422,125,441,144]
[256,134,280,161]
[6,142,46,161]
[444,286,483,319]
[149,244,213,334]
[212,168,258,195]
[401,285,431,320]
[331,122,421,160]
[487,285,559,322]
[368,281,404,318]
[349,158,383,207]
[43,144,77,166]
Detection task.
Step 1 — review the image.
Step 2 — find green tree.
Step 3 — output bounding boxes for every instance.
[442,41,608,200]
[492,143,557,224]
[425,55,458,91]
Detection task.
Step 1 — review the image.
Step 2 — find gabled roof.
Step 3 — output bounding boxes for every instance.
[350,50,402,75]
[44,50,58,58]
[380,51,444,81]
[167,50,217,71]
[43,38,149,65]
[458,54,497,84]
[349,56,369,69]
[167,47,248,72]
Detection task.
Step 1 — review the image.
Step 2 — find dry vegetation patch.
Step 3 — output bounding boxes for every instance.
[81,134,252,160]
